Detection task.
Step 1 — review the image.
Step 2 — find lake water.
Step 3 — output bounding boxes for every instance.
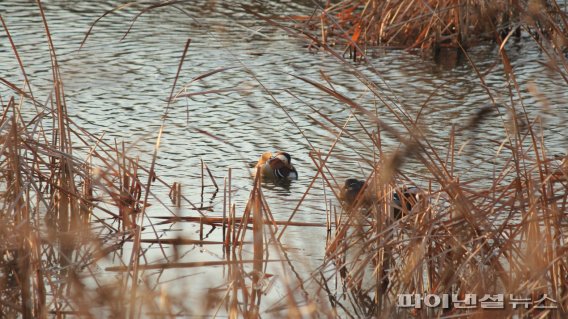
[1,0,567,317]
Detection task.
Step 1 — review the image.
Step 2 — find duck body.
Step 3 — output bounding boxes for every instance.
[255,151,298,181]
[392,186,421,220]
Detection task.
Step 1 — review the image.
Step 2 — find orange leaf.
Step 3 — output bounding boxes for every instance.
[351,23,362,42]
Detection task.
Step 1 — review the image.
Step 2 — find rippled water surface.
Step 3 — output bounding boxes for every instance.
[1,0,567,316]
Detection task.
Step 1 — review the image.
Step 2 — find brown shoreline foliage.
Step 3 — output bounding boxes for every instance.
[311,0,568,52]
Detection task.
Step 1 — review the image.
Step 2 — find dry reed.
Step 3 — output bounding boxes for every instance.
[1,1,568,318]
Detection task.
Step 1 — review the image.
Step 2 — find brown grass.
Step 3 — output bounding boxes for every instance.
[1,1,568,318]
[294,0,568,59]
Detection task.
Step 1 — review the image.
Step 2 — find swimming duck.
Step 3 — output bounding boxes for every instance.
[338,178,367,205]
[255,151,298,180]
[339,178,422,219]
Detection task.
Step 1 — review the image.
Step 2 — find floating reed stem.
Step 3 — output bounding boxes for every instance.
[153,216,328,227]
[106,259,281,272]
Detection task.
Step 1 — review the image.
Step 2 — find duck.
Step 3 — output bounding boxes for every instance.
[255,151,298,181]
[338,178,367,205]
[339,178,423,220]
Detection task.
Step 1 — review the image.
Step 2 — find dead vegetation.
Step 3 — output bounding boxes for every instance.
[1,1,568,318]
[294,0,568,60]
